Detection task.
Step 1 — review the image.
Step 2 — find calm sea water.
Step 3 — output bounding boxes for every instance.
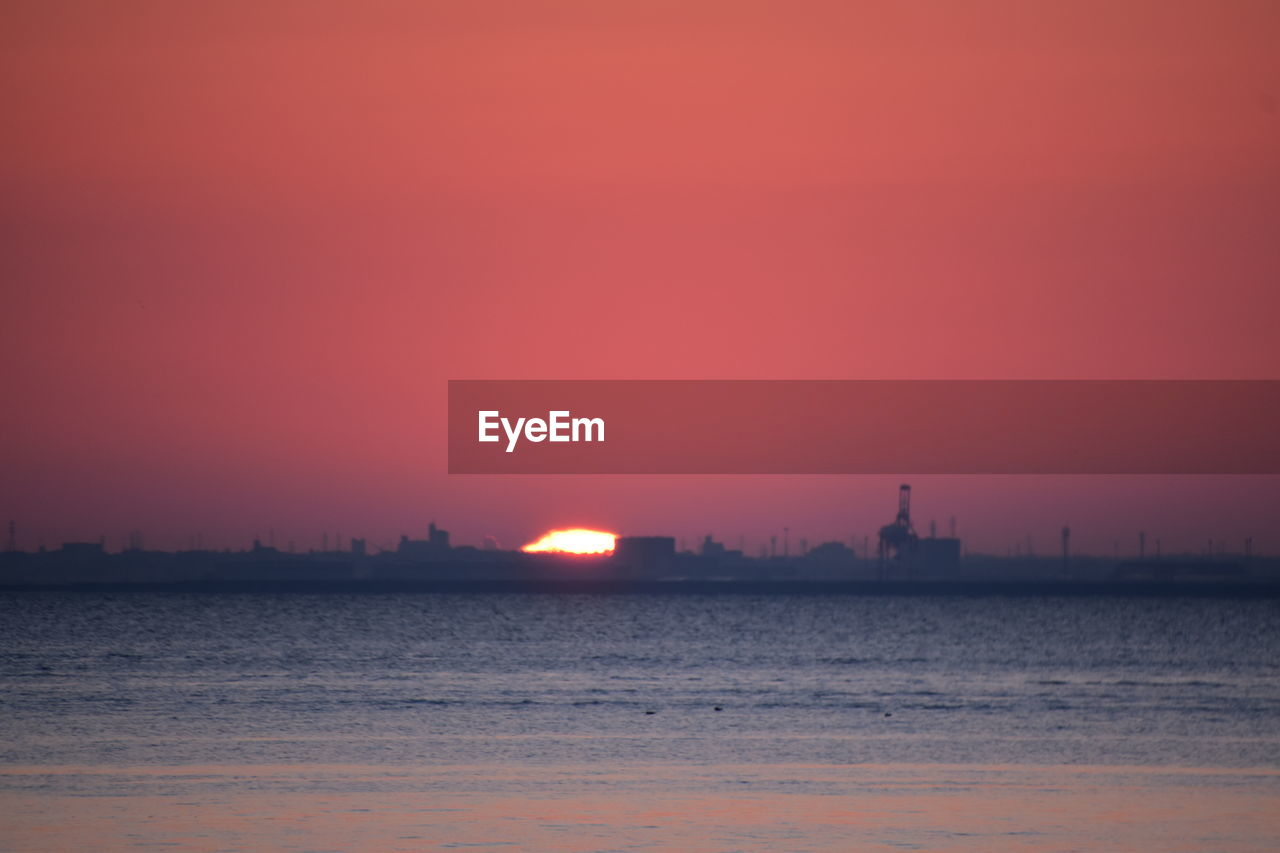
[2,591,1279,850]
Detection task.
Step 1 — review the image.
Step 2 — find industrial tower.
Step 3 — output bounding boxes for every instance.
[878,484,919,563]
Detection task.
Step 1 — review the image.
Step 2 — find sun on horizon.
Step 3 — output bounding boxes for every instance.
[521,529,617,555]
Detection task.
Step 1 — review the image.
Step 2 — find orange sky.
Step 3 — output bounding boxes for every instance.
[2,1,1278,553]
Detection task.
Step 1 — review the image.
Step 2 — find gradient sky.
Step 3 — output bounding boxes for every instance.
[3,1,1278,555]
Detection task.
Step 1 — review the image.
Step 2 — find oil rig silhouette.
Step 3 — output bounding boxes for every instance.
[877,484,961,575]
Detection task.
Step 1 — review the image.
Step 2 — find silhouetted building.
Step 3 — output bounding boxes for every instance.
[613,536,675,575]
[804,541,856,564]
[251,538,282,557]
[396,522,452,561]
[700,535,726,558]
[916,536,961,567]
[58,542,106,559]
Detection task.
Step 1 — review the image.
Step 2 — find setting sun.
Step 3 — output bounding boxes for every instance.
[521,529,617,555]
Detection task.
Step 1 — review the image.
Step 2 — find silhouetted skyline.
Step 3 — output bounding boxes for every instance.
[4,481,1273,562]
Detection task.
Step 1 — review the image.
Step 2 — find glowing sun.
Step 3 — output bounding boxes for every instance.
[522,528,617,554]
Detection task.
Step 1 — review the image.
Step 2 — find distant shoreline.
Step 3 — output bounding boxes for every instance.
[2,578,1278,598]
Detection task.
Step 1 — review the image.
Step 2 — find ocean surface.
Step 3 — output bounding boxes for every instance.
[1,591,1278,851]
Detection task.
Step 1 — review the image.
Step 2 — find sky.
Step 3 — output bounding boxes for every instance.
[2,0,1279,555]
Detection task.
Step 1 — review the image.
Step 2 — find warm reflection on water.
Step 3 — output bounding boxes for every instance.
[2,763,1278,851]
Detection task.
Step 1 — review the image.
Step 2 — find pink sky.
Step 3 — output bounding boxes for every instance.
[2,1,1278,554]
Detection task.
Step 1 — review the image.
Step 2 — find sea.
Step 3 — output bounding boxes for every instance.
[1,591,1278,851]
